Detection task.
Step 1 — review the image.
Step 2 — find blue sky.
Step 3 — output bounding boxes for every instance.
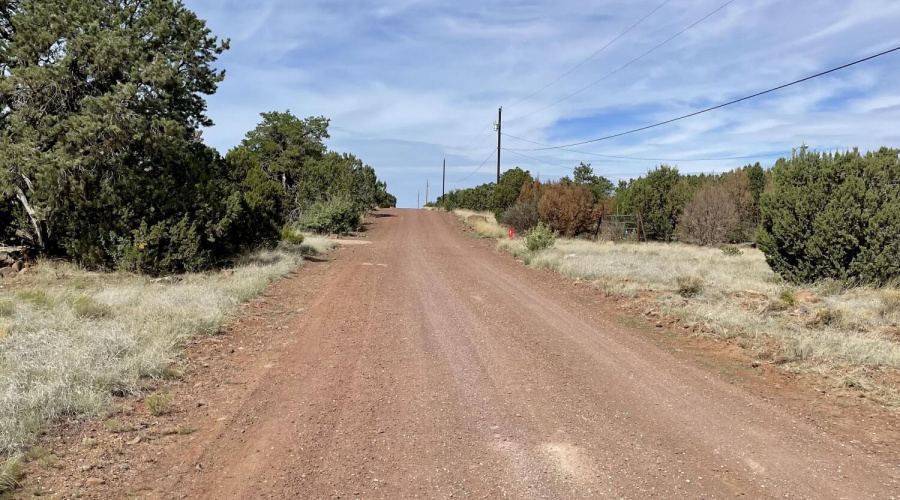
[184,0,900,208]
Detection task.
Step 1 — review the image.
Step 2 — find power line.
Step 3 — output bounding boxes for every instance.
[458,121,494,151]
[451,149,498,183]
[505,0,672,109]
[502,133,791,161]
[517,44,900,150]
[502,148,569,167]
[506,0,737,123]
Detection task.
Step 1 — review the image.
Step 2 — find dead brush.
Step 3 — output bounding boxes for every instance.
[675,275,704,298]
[880,289,900,319]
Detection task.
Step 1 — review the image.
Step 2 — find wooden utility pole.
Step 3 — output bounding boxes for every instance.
[442,159,446,199]
[417,191,420,209]
[426,180,429,205]
[495,107,502,184]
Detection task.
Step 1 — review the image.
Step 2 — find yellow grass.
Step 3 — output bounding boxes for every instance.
[0,237,336,453]
[451,209,507,239]
[497,238,900,404]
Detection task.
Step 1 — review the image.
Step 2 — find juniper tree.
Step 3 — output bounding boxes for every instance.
[0,0,251,270]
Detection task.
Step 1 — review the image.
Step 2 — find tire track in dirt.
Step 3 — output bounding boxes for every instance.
[82,209,898,499]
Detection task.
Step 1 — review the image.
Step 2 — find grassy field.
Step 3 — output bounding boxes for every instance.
[0,236,335,464]
[449,209,900,404]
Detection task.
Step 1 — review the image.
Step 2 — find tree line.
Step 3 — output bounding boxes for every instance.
[433,148,900,285]
[0,0,395,274]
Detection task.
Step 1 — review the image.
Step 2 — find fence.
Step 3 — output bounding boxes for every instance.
[593,210,646,242]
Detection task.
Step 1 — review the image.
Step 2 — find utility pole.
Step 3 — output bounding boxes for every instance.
[442,159,446,199]
[495,106,502,184]
[426,180,429,205]
[417,191,420,209]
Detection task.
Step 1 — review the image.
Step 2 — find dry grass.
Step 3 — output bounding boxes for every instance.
[146,393,174,416]
[497,238,900,404]
[0,236,336,454]
[0,456,23,493]
[451,210,508,239]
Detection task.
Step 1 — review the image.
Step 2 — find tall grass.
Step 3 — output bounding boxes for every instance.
[0,237,335,453]
[452,210,508,239]
[497,238,900,403]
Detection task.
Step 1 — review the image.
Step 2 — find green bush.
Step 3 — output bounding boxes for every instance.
[280,228,305,245]
[758,148,900,284]
[296,197,361,235]
[146,393,174,416]
[721,245,743,256]
[616,165,700,242]
[502,201,540,232]
[491,168,533,221]
[69,296,112,319]
[526,222,556,252]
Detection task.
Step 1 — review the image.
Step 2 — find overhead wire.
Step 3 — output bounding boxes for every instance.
[505,0,738,123]
[502,132,791,161]
[450,148,498,183]
[505,0,673,109]
[512,44,900,150]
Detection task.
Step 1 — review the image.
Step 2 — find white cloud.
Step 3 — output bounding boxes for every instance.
[185,0,900,206]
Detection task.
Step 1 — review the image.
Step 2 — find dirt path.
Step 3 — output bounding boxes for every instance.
[72,209,898,499]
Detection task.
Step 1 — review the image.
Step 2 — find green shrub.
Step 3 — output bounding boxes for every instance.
[779,290,796,307]
[491,168,533,221]
[0,300,14,317]
[296,197,361,235]
[676,274,704,297]
[15,290,49,307]
[280,228,305,245]
[69,296,112,319]
[526,222,556,252]
[0,456,24,493]
[616,165,699,242]
[501,201,540,232]
[758,148,900,284]
[146,393,174,416]
[721,246,743,256]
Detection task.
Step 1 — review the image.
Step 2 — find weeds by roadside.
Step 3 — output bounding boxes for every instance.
[0,236,336,454]
[451,210,508,239]
[497,237,900,405]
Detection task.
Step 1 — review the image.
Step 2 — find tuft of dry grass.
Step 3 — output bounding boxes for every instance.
[0,455,23,493]
[24,446,60,468]
[452,210,507,239]
[146,393,174,416]
[0,241,331,454]
[497,238,900,404]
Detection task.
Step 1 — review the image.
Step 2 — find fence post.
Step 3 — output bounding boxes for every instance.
[593,205,605,241]
[637,208,644,242]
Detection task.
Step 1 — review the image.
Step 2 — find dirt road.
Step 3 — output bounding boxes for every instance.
[100,209,898,499]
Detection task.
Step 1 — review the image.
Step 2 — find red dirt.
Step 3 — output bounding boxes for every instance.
[23,209,900,499]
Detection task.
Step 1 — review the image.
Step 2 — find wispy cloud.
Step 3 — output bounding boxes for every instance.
[185,0,900,206]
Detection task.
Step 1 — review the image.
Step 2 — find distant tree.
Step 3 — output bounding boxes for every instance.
[538,183,596,237]
[491,167,533,221]
[616,165,695,241]
[237,111,330,190]
[678,181,740,246]
[573,162,614,202]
